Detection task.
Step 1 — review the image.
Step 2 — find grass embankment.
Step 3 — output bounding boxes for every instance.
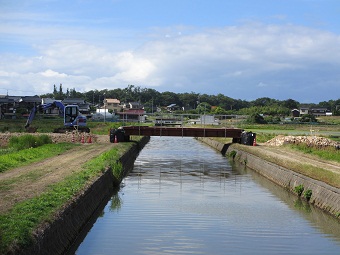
[0,135,78,173]
[229,133,340,189]
[214,132,340,188]
[0,135,135,254]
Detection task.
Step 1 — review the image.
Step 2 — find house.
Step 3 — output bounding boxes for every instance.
[299,107,309,115]
[122,102,143,110]
[117,109,146,122]
[117,101,145,122]
[188,115,219,125]
[0,96,16,119]
[19,95,41,104]
[62,98,91,114]
[41,98,62,115]
[103,98,122,113]
[297,105,332,117]
[310,108,331,117]
[19,96,42,117]
[167,104,178,112]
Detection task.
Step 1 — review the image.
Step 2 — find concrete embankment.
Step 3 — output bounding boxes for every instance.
[198,137,340,219]
[24,136,150,255]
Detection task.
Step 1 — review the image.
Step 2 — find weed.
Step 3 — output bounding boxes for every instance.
[294,184,304,196]
[228,150,237,160]
[112,162,123,181]
[8,135,52,151]
[304,189,313,201]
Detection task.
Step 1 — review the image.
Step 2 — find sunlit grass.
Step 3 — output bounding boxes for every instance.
[287,143,340,163]
[231,143,340,189]
[0,142,134,254]
[0,143,78,173]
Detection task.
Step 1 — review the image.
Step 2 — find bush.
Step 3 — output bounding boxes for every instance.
[228,150,237,160]
[304,189,312,201]
[294,184,304,196]
[246,113,267,124]
[8,135,52,151]
[301,114,317,123]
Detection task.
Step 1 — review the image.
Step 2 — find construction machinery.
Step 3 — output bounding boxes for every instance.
[25,101,90,133]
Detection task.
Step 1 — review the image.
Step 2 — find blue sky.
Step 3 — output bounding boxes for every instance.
[1,0,340,102]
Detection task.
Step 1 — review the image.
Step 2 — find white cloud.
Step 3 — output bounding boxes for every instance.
[40,69,67,78]
[1,23,340,101]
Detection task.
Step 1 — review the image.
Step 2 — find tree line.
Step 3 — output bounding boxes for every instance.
[40,84,340,116]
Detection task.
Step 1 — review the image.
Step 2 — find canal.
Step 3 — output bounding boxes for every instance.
[73,137,340,255]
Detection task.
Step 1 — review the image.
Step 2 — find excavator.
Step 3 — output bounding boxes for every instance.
[25,101,90,133]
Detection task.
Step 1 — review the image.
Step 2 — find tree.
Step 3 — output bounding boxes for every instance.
[212,106,227,115]
[251,97,277,107]
[196,102,211,114]
[247,113,267,124]
[58,84,63,100]
[53,84,58,97]
[282,99,299,109]
[178,92,199,110]
[160,91,180,106]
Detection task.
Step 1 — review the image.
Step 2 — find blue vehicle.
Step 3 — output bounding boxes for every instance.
[25,101,90,133]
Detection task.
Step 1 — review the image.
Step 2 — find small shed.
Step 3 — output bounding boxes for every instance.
[291,109,300,117]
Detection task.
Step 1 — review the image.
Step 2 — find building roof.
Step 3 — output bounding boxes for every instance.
[106,98,120,104]
[62,98,85,104]
[19,96,41,103]
[0,97,14,104]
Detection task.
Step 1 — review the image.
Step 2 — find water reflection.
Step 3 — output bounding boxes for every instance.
[74,137,340,255]
[109,191,122,212]
[240,160,340,244]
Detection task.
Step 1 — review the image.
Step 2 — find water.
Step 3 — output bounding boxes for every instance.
[74,137,340,255]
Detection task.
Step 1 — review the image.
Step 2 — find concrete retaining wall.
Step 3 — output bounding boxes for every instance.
[198,137,340,219]
[23,136,150,255]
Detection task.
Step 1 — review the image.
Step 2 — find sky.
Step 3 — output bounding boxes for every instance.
[0,0,340,103]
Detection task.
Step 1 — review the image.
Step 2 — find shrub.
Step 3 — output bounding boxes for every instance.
[304,189,313,201]
[246,113,267,124]
[228,150,237,159]
[294,184,304,196]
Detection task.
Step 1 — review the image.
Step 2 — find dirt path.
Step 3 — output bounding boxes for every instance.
[0,143,115,214]
[251,144,340,175]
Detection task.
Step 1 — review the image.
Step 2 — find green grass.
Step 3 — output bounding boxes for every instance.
[0,143,78,173]
[231,143,340,189]
[0,142,133,254]
[8,134,52,151]
[253,132,277,143]
[287,143,340,163]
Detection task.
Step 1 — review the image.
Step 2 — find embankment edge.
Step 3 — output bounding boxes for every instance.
[23,136,150,255]
[198,137,340,219]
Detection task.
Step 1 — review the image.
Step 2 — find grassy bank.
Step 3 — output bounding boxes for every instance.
[0,135,78,173]
[0,141,133,254]
[289,143,340,163]
[212,132,340,189]
[230,143,340,189]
